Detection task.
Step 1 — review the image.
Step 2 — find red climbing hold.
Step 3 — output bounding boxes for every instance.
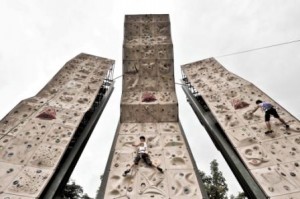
[142,92,157,102]
[36,107,56,120]
[231,99,249,109]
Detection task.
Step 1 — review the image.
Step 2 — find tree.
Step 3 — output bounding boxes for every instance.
[62,180,92,199]
[200,160,247,199]
[200,159,229,199]
[230,192,247,199]
[82,193,93,199]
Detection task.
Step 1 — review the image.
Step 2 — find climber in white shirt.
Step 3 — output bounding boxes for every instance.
[123,136,163,176]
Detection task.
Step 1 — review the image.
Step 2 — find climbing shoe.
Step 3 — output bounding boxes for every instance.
[286,125,290,129]
[265,130,273,135]
[123,169,130,177]
[157,167,164,174]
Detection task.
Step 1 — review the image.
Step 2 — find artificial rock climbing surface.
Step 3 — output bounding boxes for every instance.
[182,58,300,198]
[0,53,114,198]
[99,15,205,199]
[121,14,177,123]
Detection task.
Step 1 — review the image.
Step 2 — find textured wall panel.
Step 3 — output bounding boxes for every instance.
[0,194,34,199]
[134,167,168,198]
[167,170,202,198]
[5,166,52,197]
[0,162,22,193]
[182,57,300,198]
[104,169,136,199]
[28,143,65,168]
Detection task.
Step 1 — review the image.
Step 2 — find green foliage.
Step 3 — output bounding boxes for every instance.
[62,180,92,199]
[82,193,93,199]
[231,192,247,199]
[200,159,246,199]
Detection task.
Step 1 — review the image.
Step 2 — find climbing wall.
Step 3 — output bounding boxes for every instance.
[101,14,204,199]
[182,58,300,198]
[121,14,177,123]
[0,53,114,198]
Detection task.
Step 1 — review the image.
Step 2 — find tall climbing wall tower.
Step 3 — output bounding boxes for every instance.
[0,53,114,198]
[181,58,300,198]
[99,14,206,198]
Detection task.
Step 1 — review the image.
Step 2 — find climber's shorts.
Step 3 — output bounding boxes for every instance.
[265,107,279,121]
[134,153,152,166]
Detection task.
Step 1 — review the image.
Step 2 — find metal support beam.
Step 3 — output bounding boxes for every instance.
[182,84,267,199]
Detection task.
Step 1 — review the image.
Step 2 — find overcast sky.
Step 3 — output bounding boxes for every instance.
[1,0,300,198]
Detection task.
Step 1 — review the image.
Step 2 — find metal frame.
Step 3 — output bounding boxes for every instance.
[181,77,267,199]
[41,65,115,199]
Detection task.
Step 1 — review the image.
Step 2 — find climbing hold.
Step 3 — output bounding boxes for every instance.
[36,107,56,120]
[142,92,157,102]
[231,99,249,109]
